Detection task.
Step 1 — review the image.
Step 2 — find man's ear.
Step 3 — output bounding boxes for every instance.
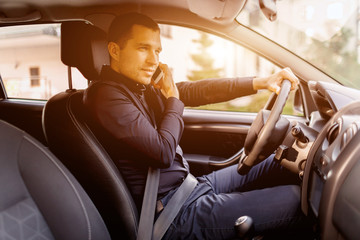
[108,42,120,61]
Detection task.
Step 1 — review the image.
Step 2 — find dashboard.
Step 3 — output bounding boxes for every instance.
[300,81,360,239]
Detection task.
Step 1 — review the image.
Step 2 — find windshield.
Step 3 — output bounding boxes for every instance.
[237,0,360,89]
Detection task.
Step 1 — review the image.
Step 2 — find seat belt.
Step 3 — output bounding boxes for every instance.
[152,173,197,240]
[137,167,160,240]
[137,168,198,240]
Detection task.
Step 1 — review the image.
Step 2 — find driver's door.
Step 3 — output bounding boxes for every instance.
[181,109,255,176]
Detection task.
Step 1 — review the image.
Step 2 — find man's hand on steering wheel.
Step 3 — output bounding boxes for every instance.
[252,67,299,94]
[237,67,299,175]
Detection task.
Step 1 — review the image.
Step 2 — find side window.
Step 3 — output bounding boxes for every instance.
[160,25,299,116]
[0,24,87,100]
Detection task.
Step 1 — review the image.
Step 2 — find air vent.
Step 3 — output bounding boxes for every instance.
[340,122,359,151]
[327,119,342,145]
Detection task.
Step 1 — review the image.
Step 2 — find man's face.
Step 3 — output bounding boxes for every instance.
[112,24,162,85]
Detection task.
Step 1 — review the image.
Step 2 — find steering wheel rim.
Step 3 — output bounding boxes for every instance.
[237,80,292,175]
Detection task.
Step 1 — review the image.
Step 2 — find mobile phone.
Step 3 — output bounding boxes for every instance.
[152,67,163,84]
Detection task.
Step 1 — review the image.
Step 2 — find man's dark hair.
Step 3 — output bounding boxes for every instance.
[108,12,160,48]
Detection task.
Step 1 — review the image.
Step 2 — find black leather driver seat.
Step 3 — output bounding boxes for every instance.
[0,119,111,240]
[42,22,139,239]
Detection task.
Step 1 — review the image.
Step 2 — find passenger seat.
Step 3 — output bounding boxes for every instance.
[0,120,111,240]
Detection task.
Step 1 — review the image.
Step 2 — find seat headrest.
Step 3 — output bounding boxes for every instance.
[61,21,109,80]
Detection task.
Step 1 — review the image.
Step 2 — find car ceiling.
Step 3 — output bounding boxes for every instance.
[0,0,247,27]
[0,0,337,87]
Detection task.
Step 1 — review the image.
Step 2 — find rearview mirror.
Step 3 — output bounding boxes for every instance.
[259,0,277,21]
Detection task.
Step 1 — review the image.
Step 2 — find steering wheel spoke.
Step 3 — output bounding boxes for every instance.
[238,80,292,175]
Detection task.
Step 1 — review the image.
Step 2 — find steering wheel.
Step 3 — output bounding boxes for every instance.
[237,80,292,175]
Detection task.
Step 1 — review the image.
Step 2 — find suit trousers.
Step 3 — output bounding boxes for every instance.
[161,155,311,240]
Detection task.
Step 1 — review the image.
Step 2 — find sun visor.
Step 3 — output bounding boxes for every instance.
[0,2,41,23]
[187,0,247,23]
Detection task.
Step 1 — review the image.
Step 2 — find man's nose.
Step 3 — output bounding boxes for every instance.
[146,50,159,65]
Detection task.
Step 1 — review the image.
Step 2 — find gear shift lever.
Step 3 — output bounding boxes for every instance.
[234,216,254,239]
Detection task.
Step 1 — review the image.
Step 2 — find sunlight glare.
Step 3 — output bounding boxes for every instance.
[327,2,343,20]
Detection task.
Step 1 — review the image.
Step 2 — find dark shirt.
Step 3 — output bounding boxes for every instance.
[84,65,256,208]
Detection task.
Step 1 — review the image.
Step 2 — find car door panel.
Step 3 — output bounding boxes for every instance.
[181,109,256,176]
[181,109,255,156]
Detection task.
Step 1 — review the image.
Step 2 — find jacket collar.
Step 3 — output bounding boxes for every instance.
[100,65,147,94]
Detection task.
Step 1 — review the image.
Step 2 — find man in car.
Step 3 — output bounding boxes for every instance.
[84,12,311,239]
